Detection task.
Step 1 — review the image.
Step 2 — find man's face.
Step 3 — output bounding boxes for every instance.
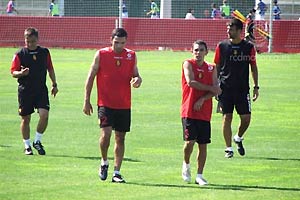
[227,25,240,39]
[112,36,126,54]
[25,35,38,50]
[192,43,207,62]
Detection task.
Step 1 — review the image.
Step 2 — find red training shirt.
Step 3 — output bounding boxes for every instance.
[97,47,136,109]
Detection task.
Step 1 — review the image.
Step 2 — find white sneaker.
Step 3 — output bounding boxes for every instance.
[195,177,208,186]
[182,165,191,182]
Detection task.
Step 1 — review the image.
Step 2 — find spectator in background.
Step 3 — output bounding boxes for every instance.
[220,0,231,18]
[122,0,128,18]
[48,0,59,16]
[257,0,267,20]
[185,8,196,19]
[6,0,18,15]
[211,3,221,19]
[147,0,160,19]
[273,0,281,20]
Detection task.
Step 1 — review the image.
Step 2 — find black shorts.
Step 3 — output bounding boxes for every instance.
[218,90,251,115]
[18,86,50,116]
[98,106,131,132]
[182,118,211,144]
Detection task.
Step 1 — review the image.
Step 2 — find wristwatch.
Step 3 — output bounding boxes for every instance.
[253,86,259,90]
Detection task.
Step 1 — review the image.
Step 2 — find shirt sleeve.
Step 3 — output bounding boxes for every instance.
[47,52,54,71]
[250,46,257,66]
[10,54,21,74]
[214,44,221,65]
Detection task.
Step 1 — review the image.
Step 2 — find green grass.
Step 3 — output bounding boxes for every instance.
[0,47,299,200]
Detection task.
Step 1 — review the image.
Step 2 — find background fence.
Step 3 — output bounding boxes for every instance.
[0,0,300,52]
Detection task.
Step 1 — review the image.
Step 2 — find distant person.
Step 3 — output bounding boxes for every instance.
[220,0,231,18]
[273,0,281,20]
[122,0,128,18]
[83,28,142,183]
[181,40,221,186]
[147,0,160,19]
[6,0,18,15]
[257,0,267,20]
[245,9,256,44]
[211,3,221,19]
[48,0,59,16]
[10,27,58,155]
[214,19,259,158]
[185,8,196,19]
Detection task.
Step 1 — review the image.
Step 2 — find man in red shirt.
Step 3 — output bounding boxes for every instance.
[83,28,142,183]
[214,18,259,158]
[10,27,58,155]
[181,40,221,186]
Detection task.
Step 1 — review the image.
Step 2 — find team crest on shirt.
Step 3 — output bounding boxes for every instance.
[233,50,238,55]
[116,59,121,67]
[33,55,37,61]
[198,72,203,79]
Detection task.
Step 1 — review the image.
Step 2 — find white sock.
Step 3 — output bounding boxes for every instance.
[23,139,31,149]
[183,161,190,169]
[234,135,243,142]
[197,174,203,179]
[34,132,43,143]
[101,159,109,166]
[226,147,233,151]
[113,170,120,176]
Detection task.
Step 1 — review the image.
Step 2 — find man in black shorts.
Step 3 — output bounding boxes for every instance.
[10,27,58,155]
[214,18,259,158]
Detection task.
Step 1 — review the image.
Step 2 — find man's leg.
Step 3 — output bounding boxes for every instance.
[195,143,208,185]
[223,113,234,158]
[233,114,251,156]
[114,131,126,172]
[182,141,194,182]
[237,114,251,138]
[196,144,207,175]
[21,115,32,155]
[99,126,112,181]
[32,108,49,155]
[111,131,126,183]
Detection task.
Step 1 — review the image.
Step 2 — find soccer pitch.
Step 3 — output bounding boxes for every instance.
[0,48,299,200]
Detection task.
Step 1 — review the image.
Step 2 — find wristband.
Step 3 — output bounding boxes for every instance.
[52,83,57,88]
[253,86,259,90]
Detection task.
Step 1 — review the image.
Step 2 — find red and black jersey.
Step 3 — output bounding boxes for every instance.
[181,59,215,122]
[214,39,256,91]
[96,47,136,109]
[10,46,53,91]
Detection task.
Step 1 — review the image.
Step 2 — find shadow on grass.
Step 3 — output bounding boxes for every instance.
[49,154,141,162]
[126,182,300,192]
[247,156,300,162]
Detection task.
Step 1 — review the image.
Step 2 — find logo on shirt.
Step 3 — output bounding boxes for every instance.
[33,55,37,61]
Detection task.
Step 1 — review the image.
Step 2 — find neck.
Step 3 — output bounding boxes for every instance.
[230,37,242,44]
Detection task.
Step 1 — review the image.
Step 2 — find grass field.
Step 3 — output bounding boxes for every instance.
[0,47,299,200]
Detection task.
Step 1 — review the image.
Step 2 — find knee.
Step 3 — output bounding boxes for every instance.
[115,135,125,145]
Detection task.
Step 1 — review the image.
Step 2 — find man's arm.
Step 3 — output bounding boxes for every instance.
[251,62,259,101]
[193,66,221,111]
[130,55,142,88]
[183,61,220,95]
[83,50,100,115]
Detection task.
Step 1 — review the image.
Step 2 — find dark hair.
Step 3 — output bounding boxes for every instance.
[188,8,193,13]
[193,40,208,51]
[24,27,39,38]
[228,18,243,30]
[111,28,128,39]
